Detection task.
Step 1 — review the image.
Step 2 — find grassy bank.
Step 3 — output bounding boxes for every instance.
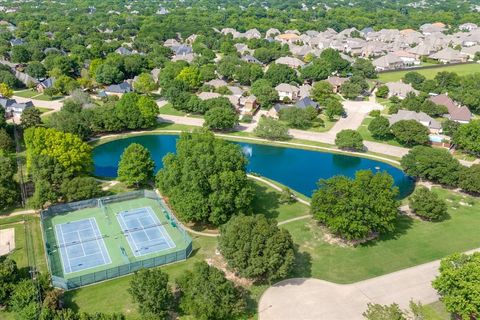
[378,63,480,83]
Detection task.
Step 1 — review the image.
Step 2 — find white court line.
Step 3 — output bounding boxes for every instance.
[56,224,72,274]
[118,212,141,256]
[91,217,111,264]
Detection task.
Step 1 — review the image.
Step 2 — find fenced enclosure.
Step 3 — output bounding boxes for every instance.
[41,190,193,290]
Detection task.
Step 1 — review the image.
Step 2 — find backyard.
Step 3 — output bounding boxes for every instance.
[378,63,480,83]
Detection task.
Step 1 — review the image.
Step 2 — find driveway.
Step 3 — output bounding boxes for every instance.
[13,95,64,111]
[259,248,479,320]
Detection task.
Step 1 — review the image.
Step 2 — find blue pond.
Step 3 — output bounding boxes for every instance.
[93,135,414,198]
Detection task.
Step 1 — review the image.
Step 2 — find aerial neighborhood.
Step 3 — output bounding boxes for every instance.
[0,1,479,320]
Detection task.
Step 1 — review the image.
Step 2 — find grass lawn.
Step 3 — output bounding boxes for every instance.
[35,107,53,114]
[282,187,480,283]
[306,116,336,133]
[33,93,64,101]
[421,301,450,320]
[159,102,187,116]
[14,89,39,98]
[378,63,480,83]
[357,117,403,147]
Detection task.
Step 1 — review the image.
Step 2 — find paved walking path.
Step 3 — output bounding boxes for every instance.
[259,248,479,320]
[0,209,36,219]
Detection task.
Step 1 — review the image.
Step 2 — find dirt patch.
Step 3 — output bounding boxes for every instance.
[0,228,15,255]
[206,250,253,288]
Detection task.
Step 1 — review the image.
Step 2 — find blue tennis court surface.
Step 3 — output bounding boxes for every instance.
[117,207,175,257]
[54,218,111,274]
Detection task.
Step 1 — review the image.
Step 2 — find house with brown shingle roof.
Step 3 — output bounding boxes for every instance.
[429,94,472,123]
[325,76,348,93]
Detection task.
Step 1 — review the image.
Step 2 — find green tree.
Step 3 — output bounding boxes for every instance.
[0,83,13,98]
[128,268,173,319]
[324,98,345,120]
[403,72,426,89]
[156,130,253,226]
[368,116,391,139]
[390,120,429,146]
[441,119,461,137]
[300,59,330,82]
[340,81,362,100]
[453,120,480,156]
[133,73,158,94]
[20,108,42,129]
[219,214,295,282]
[9,279,40,320]
[24,127,92,176]
[0,257,18,306]
[363,303,405,320]
[95,62,124,85]
[176,262,246,320]
[400,146,461,186]
[175,66,201,89]
[335,129,364,151]
[251,79,279,108]
[311,170,399,240]
[0,128,14,153]
[10,45,31,63]
[310,81,333,104]
[375,85,389,98]
[409,187,448,221]
[458,164,480,194]
[0,156,19,209]
[264,63,298,86]
[254,116,290,140]
[203,107,238,131]
[352,58,376,79]
[137,95,160,128]
[117,143,155,187]
[61,177,102,202]
[432,252,480,319]
[279,107,312,129]
[26,62,47,79]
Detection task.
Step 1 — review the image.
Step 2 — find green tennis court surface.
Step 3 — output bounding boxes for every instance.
[41,190,192,289]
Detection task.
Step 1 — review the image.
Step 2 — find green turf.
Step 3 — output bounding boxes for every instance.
[420,301,450,320]
[43,195,191,283]
[35,107,53,114]
[282,187,480,283]
[159,102,186,116]
[14,89,40,98]
[378,63,480,83]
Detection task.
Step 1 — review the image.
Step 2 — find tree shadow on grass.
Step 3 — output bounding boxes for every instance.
[61,290,79,313]
[361,215,414,248]
[251,183,281,219]
[289,245,312,278]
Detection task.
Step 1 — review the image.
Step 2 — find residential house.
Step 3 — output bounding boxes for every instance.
[372,53,404,71]
[428,47,467,63]
[274,56,305,68]
[36,78,55,93]
[274,33,301,44]
[275,83,299,101]
[385,81,419,99]
[9,38,24,46]
[197,92,221,101]
[429,94,472,123]
[206,79,228,89]
[244,29,261,39]
[115,47,133,55]
[105,82,132,96]
[460,45,480,58]
[298,84,312,98]
[171,53,195,63]
[0,98,33,117]
[235,43,251,55]
[171,45,193,56]
[163,39,180,47]
[392,51,420,66]
[239,95,258,115]
[151,68,160,83]
[420,22,446,35]
[241,55,262,64]
[459,23,478,32]
[265,28,280,39]
[389,110,442,133]
[295,96,319,110]
[325,76,348,93]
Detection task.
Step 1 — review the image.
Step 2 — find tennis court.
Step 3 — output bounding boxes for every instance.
[117,207,175,257]
[54,218,111,274]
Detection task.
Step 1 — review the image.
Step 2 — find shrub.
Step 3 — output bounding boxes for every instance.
[335,129,364,151]
[409,187,448,221]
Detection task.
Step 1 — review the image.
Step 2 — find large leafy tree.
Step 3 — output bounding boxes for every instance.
[264,63,298,86]
[203,107,238,131]
[335,129,364,151]
[432,252,480,319]
[400,146,462,186]
[20,108,42,129]
[176,262,246,320]
[390,120,429,146]
[128,268,173,319]
[0,156,19,209]
[0,257,18,306]
[156,130,254,226]
[279,107,312,129]
[368,116,391,139]
[254,117,290,140]
[219,214,295,282]
[118,143,155,187]
[311,170,399,240]
[409,187,448,221]
[310,81,333,105]
[458,164,480,194]
[324,98,345,120]
[60,177,103,202]
[251,79,278,108]
[24,127,92,176]
[0,128,14,153]
[453,120,480,156]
